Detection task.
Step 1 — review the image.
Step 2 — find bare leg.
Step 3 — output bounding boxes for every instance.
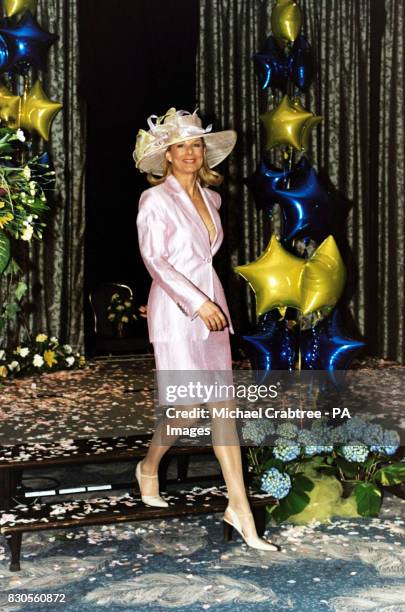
[209,400,260,540]
[139,405,201,497]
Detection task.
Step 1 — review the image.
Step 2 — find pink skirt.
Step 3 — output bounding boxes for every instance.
[152,327,232,371]
[152,328,233,405]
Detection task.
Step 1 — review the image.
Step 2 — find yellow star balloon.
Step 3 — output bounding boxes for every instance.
[235,235,346,318]
[301,235,346,315]
[235,235,304,316]
[260,95,322,151]
[271,0,302,45]
[4,0,37,17]
[0,85,21,128]
[291,98,323,151]
[20,80,62,140]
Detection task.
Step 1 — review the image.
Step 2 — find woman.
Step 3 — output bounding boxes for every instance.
[134,108,279,551]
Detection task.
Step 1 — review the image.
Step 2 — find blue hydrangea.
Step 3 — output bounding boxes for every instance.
[273,438,301,462]
[362,423,384,447]
[304,444,334,457]
[371,429,400,456]
[344,416,367,441]
[330,425,349,444]
[276,423,298,440]
[341,441,369,463]
[297,429,316,446]
[242,420,269,445]
[260,467,291,499]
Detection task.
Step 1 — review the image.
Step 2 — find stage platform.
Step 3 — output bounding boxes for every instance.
[0,354,404,572]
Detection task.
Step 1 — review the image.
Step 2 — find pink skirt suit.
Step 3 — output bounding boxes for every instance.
[136,173,234,375]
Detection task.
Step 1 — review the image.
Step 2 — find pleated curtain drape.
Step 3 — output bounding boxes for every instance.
[0,0,85,350]
[197,0,404,363]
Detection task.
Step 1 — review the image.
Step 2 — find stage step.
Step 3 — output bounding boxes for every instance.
[1,485,274,572]
[0,434,212,469]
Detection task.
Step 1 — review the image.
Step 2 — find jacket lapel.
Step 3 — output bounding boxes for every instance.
[162,174,218,251]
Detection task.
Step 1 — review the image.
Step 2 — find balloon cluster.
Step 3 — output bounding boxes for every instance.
[236,0,364,382]
[0,2,62,140]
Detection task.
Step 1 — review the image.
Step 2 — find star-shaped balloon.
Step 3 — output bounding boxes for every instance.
[0,34,12,73]
[20,80,62,140]
[0,11,57,75]
[301,235,346,315]
[260,95,322,151]
[243,319,297,383]
[301,308,365,383]
[271,156,339,243]
[244,161,286,211]
[235,234,346,317]
[4,0,37,17]
[253,35,288,92]
[271,0,302,46]
[290,98,322,150]
[0,84,21,127]
[246,157,349,244]
[288,35,315,91]
[235,235,304,316]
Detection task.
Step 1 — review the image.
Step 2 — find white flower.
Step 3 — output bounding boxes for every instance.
[8,360,20,371]
[63,344,73,354]
[33,354,44,368]
[21,225,34,241]
[22,165,31,180]
[19,347,29,357]
[0,513,17,525]
[66,356,75,367]
[16,129,25,142]
[0,349,5,360]
[29,181,36,196]
[50,336,59,344]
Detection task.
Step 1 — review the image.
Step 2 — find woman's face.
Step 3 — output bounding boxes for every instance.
[165,138,204,176]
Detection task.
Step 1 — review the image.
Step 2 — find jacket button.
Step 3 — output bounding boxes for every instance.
[205,257,212,263]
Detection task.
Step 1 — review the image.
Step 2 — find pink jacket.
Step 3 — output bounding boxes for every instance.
[136,173,234,343]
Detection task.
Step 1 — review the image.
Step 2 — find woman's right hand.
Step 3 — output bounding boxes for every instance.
[197,299,229,331]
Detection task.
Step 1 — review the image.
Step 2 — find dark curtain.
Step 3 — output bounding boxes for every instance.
[0,0,86,350]
[79,0,199,352]
[197,0,405,363]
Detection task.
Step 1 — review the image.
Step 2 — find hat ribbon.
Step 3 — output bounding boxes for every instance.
[135,109,213,165]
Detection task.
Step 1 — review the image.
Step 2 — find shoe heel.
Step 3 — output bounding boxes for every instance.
[223,520,233,542]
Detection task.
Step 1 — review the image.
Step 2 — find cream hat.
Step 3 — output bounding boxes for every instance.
[133,107,237,176]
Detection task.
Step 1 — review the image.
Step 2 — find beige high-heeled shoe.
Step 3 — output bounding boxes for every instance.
[135,460,169,508]
[223,506,280,552]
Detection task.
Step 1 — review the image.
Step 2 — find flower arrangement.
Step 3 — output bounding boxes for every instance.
[0,128,53,268]
[0,127,54,336]
[107,292,137,336]
[244,416,404,522]
[0,333,86,379]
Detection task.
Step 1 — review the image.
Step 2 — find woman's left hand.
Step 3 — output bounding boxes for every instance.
[138,305,148,318]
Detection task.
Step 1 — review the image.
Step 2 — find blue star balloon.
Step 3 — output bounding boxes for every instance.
[244,161,286,212]
[253,35,289,92]
[0,11,57,75]
[258,156,349,244]
[243,312,297,384]
[0,34,11,72]
[300,308,365,385]
[288,35,315,91]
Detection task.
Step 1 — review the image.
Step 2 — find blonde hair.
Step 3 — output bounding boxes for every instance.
[146,143,223,188]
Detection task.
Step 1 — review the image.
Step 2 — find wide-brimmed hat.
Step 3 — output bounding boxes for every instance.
[133,107,237,176]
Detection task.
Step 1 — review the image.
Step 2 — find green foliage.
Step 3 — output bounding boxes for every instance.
[374,464,405,486]
[0,231,10,274]
[270,474,314,523]
[355,482,383,517]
